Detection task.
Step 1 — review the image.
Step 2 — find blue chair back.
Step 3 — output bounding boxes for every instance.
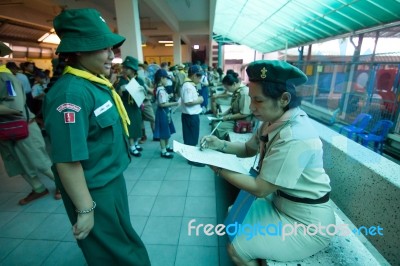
[370,120,394,140]
[352,113,372,130]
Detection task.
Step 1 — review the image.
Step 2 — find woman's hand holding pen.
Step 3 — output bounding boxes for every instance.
[200,135,223,150]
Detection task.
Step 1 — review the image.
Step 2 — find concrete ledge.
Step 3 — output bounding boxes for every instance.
[312,120,400,265]
[269,203,389,265]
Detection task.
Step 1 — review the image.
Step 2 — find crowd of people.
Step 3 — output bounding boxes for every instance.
[0,7,335,266]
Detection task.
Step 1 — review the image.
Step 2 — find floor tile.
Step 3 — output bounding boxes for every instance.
[128,195,156,216]
[1,239,58,266]
[0,193,30,212]
[0,238,22,261]
[141,216,182,245]
[175,245,219,266]
[158,180,189,196]
[42,242,86,266]
[124,167,145,181]
[0,212,18,229]
[146,244,177,266]
[164,167,191,180]
[187,180,216,197]
[148,157,173,168]
[130,215,148,236]
[130,180,162,196]
[184,196,217,218]
[23,195,63,213]
[190,166,215,181]
[150,196,186,216]
[0,212,49,238]
[140,167,168,181]
[27,213,70,241]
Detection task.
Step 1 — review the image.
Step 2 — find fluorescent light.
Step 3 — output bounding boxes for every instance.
[112,57,123,64]
[141,44,147,47]
[193,44,200,50]
[165,44,174,47]
[158,40,173,44]
[38,29,60,44]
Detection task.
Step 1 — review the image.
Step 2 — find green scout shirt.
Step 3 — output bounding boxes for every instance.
[43,74,130,189]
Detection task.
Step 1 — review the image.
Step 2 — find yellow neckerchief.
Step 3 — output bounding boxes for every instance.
[0,65,12,74]
[63,66,130,136]
[183,77,195,85]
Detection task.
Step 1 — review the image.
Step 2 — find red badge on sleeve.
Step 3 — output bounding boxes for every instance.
[64,112,75,123]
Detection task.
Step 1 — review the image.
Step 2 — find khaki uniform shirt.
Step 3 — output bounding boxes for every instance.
[247,108,331,199]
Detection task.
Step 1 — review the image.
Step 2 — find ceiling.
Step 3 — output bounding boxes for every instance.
[1,0,400,59]
[214,0,400,54]
[0,0,213,50]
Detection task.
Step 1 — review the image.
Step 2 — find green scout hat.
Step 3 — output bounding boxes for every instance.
[246,60,307,86]
[122,56,139,71]
[0,41,12,57]
[53,8,125,53]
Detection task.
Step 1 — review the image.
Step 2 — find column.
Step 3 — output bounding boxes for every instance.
[173,33,182,64]
[114,0,143,61]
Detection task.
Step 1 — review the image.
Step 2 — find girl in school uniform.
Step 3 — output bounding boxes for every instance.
[153,69,179,158]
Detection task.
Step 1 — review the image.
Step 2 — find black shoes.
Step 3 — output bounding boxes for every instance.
[188,160,205,167]
[130,149,141,157]
[161,152,174,159]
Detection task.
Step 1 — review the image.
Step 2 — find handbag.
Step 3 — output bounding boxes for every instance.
[0,105,29,141]
[234,120,252,133]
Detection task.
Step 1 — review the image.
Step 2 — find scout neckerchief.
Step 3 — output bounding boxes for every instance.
[257,108,298,172]
[0,65,12,74]
[183,77,200,96]
[230,84,247,108]
[63,66,131,136]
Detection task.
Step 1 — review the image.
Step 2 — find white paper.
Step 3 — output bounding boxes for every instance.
[207,116,222,121]
[125,78,146,107]
[173,140,249,174]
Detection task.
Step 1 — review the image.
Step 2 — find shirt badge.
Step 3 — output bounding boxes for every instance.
[64,112,75,123]
[57,103,81,112]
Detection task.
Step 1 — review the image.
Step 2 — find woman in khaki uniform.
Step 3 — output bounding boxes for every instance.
[202,60,335,265]
[43,9,150,266]
[0,42,60,205]
[212,71,252,139]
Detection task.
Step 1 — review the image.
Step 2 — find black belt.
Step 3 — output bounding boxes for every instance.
[277,190,330,204]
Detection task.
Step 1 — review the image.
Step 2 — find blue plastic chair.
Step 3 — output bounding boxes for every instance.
[339,113,372,139]
[356,120,394,154]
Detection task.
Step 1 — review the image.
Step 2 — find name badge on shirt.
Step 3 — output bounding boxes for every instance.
[94,100,113,117]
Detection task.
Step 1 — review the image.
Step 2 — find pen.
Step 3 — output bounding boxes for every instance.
[200,120,222,150]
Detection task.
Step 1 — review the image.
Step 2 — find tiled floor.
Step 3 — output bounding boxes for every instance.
[0,109,236,266]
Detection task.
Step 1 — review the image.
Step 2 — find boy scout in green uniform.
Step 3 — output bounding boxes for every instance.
[43,9,150,265]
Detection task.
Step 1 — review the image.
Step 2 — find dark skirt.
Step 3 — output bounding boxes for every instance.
[55,174,151,266]
[154,107,175,139]
[125,103,143,139]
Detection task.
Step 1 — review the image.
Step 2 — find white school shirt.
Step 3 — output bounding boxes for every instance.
[180,81,202,115]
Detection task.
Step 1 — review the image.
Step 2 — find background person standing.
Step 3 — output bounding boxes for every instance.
[180,65,204,166]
